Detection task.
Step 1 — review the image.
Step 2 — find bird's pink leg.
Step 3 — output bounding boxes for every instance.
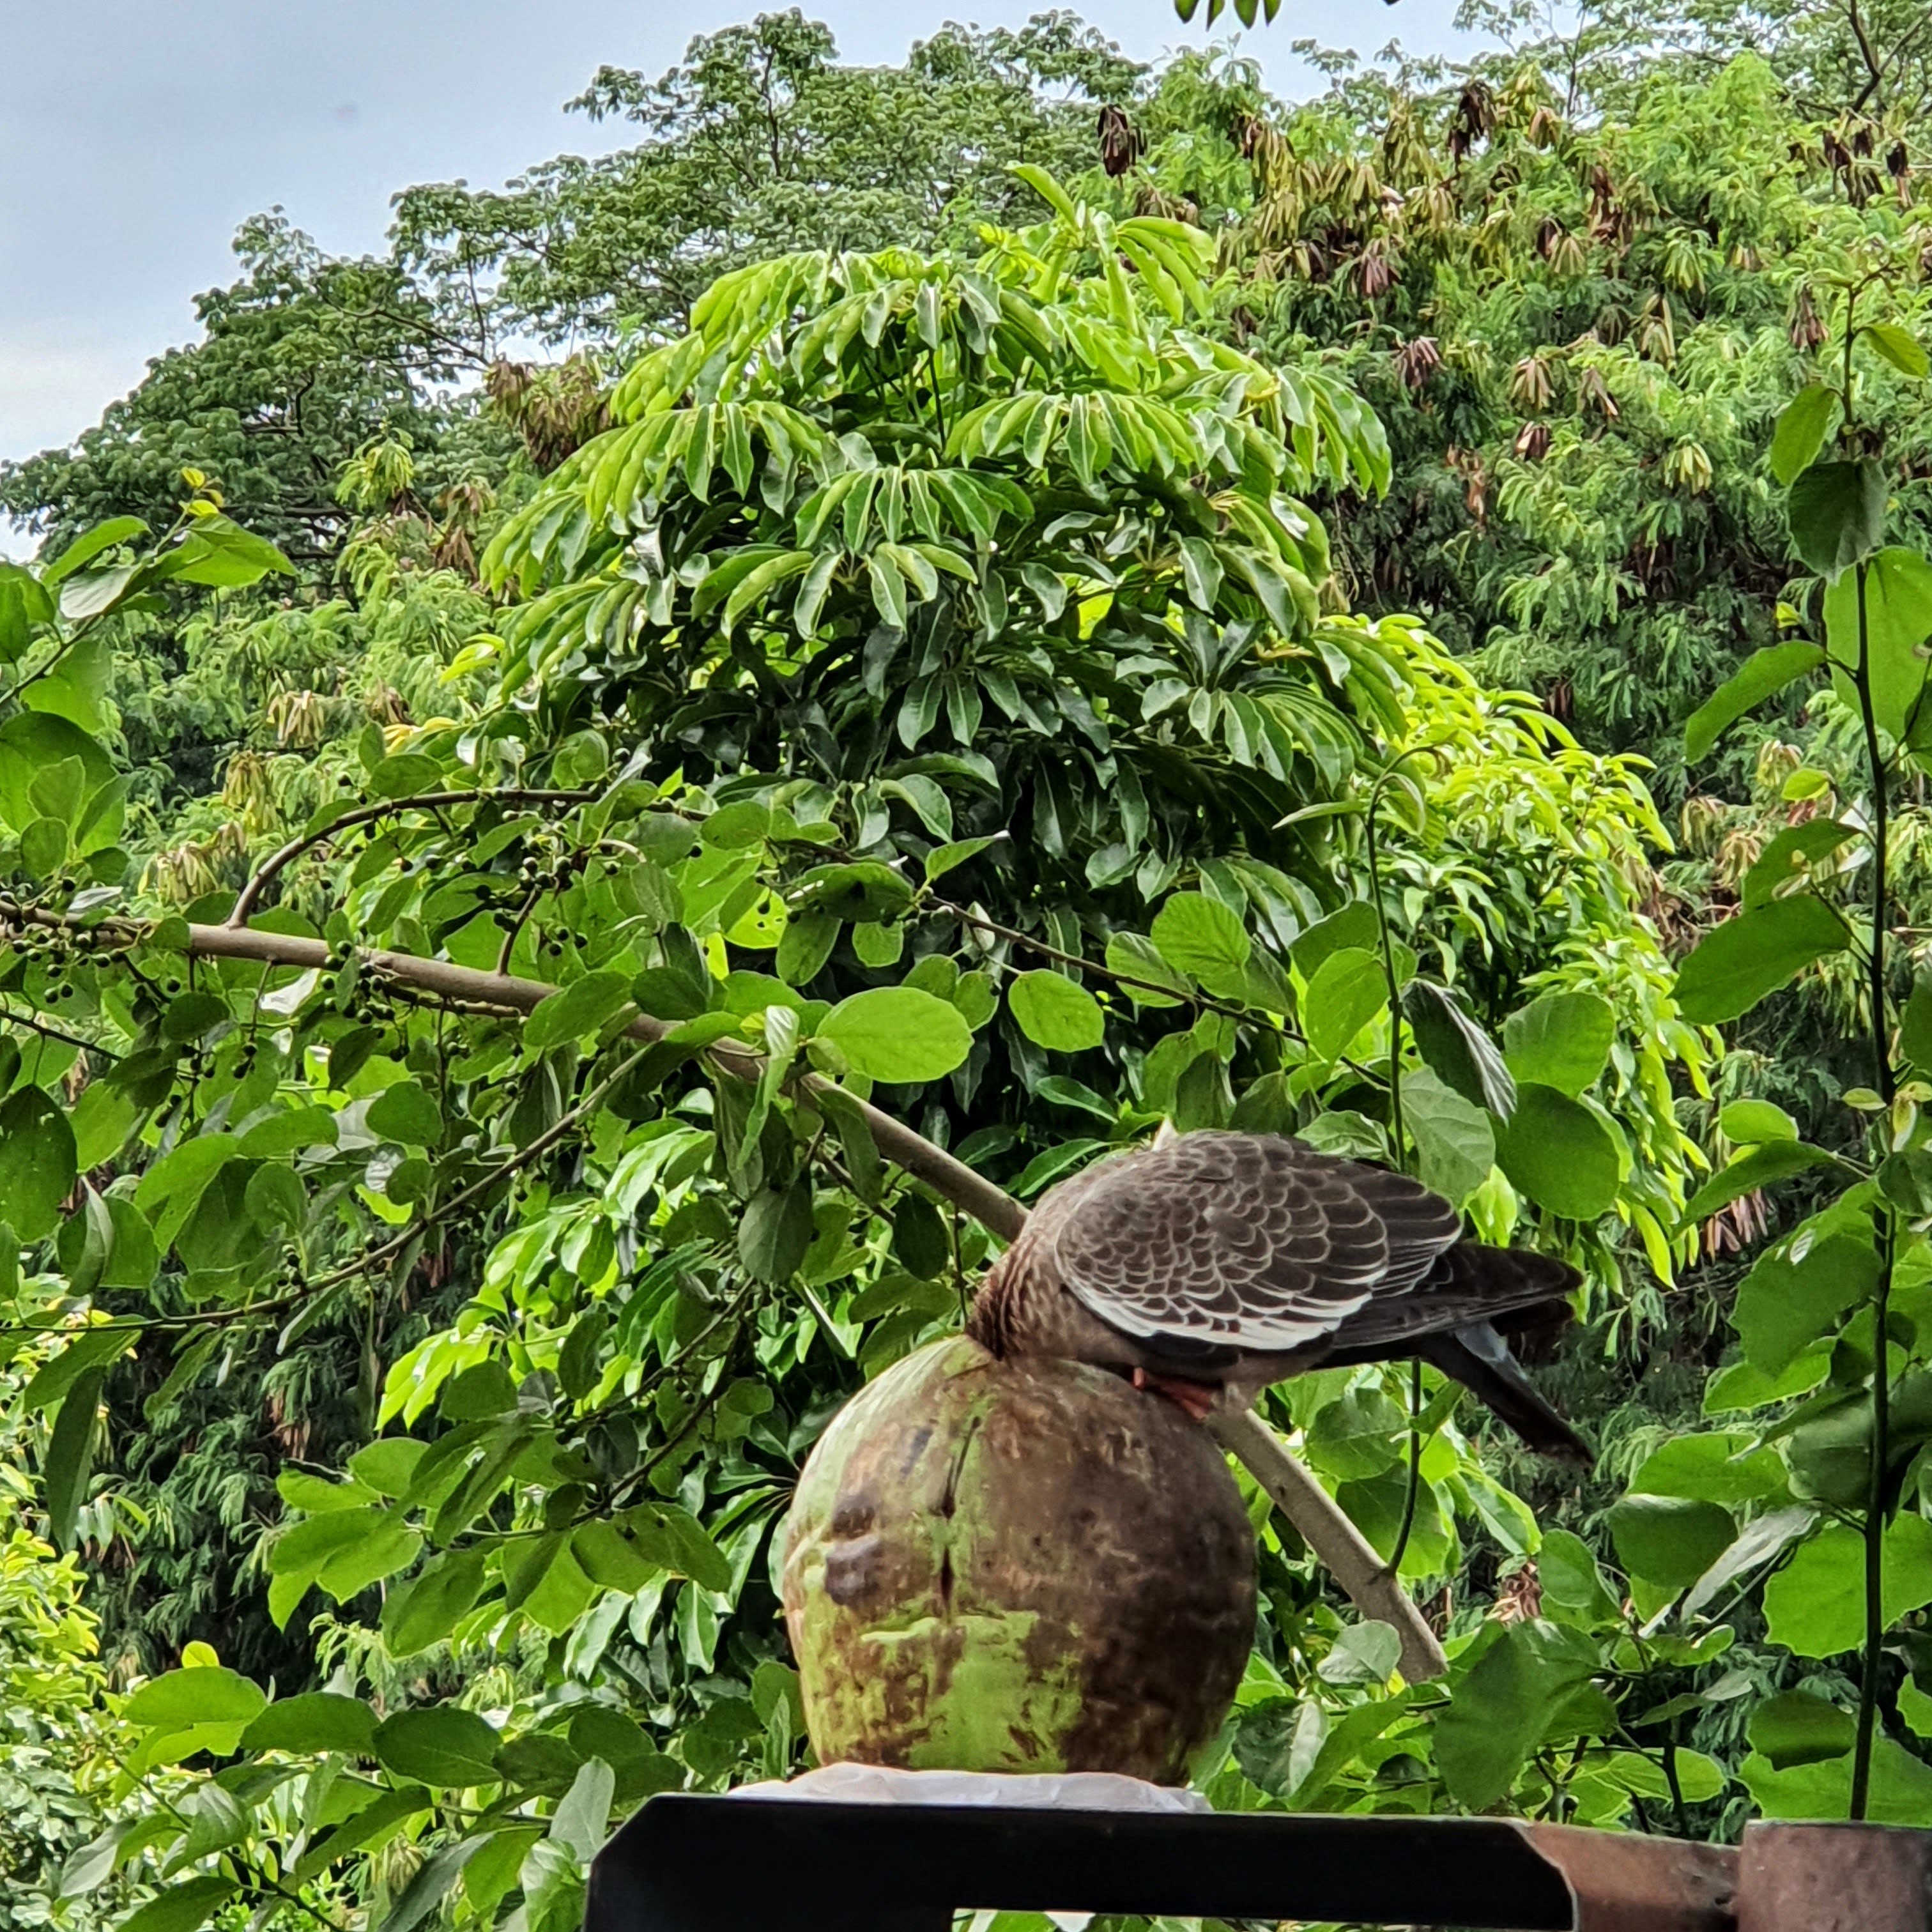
[1131,1367,1220,1422]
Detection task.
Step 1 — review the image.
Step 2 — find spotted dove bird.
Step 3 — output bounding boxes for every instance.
[966,1128,1590,1462]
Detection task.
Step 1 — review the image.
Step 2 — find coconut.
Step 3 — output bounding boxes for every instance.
[781,1335,1256,1785]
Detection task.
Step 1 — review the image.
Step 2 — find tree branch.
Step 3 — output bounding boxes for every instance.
[9,899,1444,1673]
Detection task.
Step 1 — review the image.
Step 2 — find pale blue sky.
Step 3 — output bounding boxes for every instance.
[1,0,1485,467]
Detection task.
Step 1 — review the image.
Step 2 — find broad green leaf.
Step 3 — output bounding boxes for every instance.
[1743,820,1859,908]
[1862,321,1930,380]
[371,1706,503,1788]
[1719,1099,1798,1144]
[1315,1620,1402,1687]
[740,1183,813,1282]
[1305,1387,1406,1481]
[367,1079,444,1147]
[378,1837,489,1932]
[119,1876,238,1932]
[43,1365,105,1551]
[1150,891,1250,994]
[1768,384,1840,486]
[123,1665,268,1733]
[0,1086,77,1242]
[1747,1690,1854,1769]
[22,1325,132,1411]
[1672,895,1848,1023]
[1302,946,1387,1062]
[622,1501,732,1591]
[240,1691,379,1756]
[1606,1494,1736,1589]
[1436,1620,1600,1811]
[1684,641,1825,766]
[1734,1234,1878,1376]
[1501,992,1614,1098]
[1744,1735,1932,1823]
[1401,1066,1494,1206]
[1491,1084,1620,1220]
[348,1438,429,1496]
[1823,547,1932,747]
[1678,1140,1841,1227]
[525,970,634,1052]
[1105,931,1188,1006]
[1404,981,1515,1116]
[1629,1432,1788,1507]
[133,1133,239,1250]
[1008,970,1105,1052]
[1536,1529,1621,1630]
[1682,1505,1816,1618]
[383,1548,491,1656]
[818,986,972,1082]
[1903,975,1932,1076]
[549,1758,617,1863]
[1764,1515,1932,1657]
[1787,459,1885,582]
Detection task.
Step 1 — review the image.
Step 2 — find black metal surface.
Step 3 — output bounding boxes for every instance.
[586,1796,1580,1932]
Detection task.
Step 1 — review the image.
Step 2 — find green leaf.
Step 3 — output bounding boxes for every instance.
[43,1365,105,1551]
[1682,1505,1816,1618]
[383,1548,491,1656]
[1788,459,1886,582]
[1823,547,1932,747]
[740,1183,814,1282]
[118,1876,238,1932]
[1769,385,1841,486]
[1679,1140,1841,1226]
[0,1085,77,1243]
[622,1501,733,1591]
[1765,1515,1932,1657]
[1744,820,1860,910]
[240,1692,378,1756]
[1105,932,1188,1007]
[1748,1690,1855,1769]
[1683,641,1825,765]
[1305,1388,1406,1480]
[1719,1099,1798,1144]
[1501,992,1614,1098]
[1537,1528,1622,1630]
[1734,1234,1878,1376]
[1151,891,1250,995]
[1404,981,1515,1117]
[818,986,972,1082]
[1436,1620,1601,1811]
[1401,1067,1494,1206]
[1862,321,1929,380]
[163,514,295,586]
[1008,970,1105,1052]
[1302,946,1387,1062]
[1606,1494,1736,1589]
[367,1079,444,1147]
[376,1837,489,1932]
[22,1325,132,1412]
[549,1758,617,1863]
[1673,895,1848,1023]
[1629,1432,1789,1507]
[348,1438,427,1497]
[123,1666,267,1733]
[1744,1734,1932,1823]
[1492,1084,1620,1221]
[371,1706,503,1788]
[1904,976,1932,1077]
[525,970,634,1052]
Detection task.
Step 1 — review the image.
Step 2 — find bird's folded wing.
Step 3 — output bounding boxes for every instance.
[1048,1131,1462,1353]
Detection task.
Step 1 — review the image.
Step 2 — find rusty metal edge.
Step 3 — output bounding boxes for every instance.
[1518,1821,1738,1932]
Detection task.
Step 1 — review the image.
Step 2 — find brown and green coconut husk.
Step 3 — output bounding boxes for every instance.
[781,1335,1257,1785]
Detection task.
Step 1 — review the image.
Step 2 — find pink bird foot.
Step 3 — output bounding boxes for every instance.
[1131,1367,1220,1422]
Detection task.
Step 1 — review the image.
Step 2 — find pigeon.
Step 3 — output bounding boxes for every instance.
[965,1128,1591,1463]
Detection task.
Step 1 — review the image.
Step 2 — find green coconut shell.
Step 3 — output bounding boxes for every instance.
[781,1335,1256,1784]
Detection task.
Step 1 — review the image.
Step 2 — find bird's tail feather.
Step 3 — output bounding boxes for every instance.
[1420,1328,1593,1465]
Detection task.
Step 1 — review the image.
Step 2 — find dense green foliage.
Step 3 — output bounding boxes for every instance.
[8,3,1932,1926]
